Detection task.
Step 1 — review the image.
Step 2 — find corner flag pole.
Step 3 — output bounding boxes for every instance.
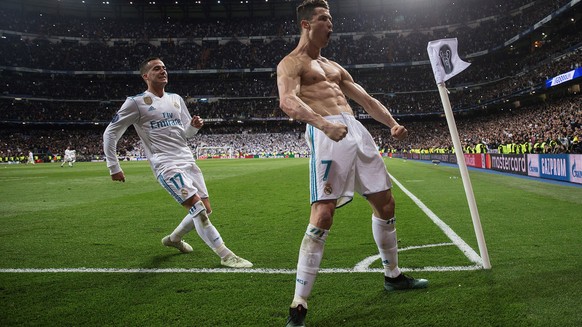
[427,38,491,269]
[437,84,491,269]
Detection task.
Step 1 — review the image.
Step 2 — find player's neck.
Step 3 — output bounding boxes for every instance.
[295,37,321,59]
[147,87,165,98]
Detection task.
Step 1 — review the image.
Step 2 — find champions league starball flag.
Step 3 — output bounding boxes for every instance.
[427,38,471,84]
[426,38,491,269]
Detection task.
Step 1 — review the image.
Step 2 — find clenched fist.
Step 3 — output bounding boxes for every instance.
[323,121,348,142]
[391,125,408,141]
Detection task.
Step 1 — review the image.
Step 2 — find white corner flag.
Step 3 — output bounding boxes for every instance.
[427,38,491,269]
[427,38,471,84]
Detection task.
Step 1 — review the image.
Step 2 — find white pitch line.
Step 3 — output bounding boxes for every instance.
[390,174,484,266]
[0,244,479,274]
[0,243,479,274]
[0,265,482,274]
[353,243,455,272]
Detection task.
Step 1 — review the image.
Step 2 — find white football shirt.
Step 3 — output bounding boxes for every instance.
[103,91,199,175]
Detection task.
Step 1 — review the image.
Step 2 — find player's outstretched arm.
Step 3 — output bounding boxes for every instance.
[103,98,137,177]
[337,63,407,140]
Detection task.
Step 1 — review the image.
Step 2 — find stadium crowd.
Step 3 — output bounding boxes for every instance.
[2,93,580,163]
[0,0,571,63]
[0,0,580,162]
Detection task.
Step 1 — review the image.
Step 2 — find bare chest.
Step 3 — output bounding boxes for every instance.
[301,60,341,85]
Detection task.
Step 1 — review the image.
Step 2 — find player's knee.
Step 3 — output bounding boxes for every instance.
[188,200,209,224]
[377,194,396,219]
[310,204,335,228]
[317,211,333,225]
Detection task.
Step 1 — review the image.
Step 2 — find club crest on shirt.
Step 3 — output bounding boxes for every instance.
[324,183,333,195]
[144,96,153,105]
[173,101,179,109]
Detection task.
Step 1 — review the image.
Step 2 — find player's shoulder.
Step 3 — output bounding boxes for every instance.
[164,92,182,99]
[279,51,306,65]
[278,52,308,75]
[321,56,338,65]
[124,92,147,106]
[164,92,185,104]
[125,92,159,108]
[128,92,147,100]
[319,56,342,69]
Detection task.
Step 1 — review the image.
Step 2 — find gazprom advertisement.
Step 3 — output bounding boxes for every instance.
[569,154,582,184]
[527,154,541,177]
[539,154,569,182]
[510,154,581,184]
[411,153,581,185]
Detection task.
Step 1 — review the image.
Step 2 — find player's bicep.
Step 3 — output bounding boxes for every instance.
[276,59,301,99]
[104,100,137,146]
[338,68,372,105]
[111,100,139,128]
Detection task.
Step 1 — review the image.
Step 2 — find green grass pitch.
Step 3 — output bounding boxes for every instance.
[1,158,581,326]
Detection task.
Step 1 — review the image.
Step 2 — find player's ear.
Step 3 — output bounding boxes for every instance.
[301,19,310,31]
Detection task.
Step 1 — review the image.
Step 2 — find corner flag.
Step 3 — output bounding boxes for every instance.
[427,38,471,84]
[427,38,491,269]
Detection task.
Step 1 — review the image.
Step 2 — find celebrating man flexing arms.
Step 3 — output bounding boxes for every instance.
[277,1,428,326]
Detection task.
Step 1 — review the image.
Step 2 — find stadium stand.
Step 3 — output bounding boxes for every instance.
[0,0,580,162]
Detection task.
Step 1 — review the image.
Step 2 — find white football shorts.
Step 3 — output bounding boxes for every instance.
[305,112,392,207]
[156,162,209,204]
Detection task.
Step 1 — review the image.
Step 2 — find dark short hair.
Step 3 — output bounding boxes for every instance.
[139,57,161,75]
[296,0,329,29]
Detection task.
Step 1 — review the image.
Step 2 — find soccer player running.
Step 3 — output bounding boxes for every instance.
[60,146,76,167]
[277,1,427,325]
[103,57,252,268]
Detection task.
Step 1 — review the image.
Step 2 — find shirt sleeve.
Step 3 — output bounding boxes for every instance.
[103,98,139,175]
[180,96,199,139]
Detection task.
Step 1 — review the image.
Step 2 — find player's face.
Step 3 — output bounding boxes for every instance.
[306,8,333,48]
[143,59,168,87]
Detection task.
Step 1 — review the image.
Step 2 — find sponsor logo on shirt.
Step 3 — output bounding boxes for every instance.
[150,118,182,129]
[150,111,182,129]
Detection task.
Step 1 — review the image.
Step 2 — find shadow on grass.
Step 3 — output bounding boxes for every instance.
[142,253,183,268]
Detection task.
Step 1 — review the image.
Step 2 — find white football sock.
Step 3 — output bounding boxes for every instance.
[169,215,195,242]
[372,215,401,278]
[292,224,328,308]
[189,200,233,259]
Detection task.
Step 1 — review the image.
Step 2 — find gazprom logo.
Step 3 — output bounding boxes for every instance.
[439,44,453,74]
[528,159,538,173]
[541,157,567,177]
[572,161,582,178]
